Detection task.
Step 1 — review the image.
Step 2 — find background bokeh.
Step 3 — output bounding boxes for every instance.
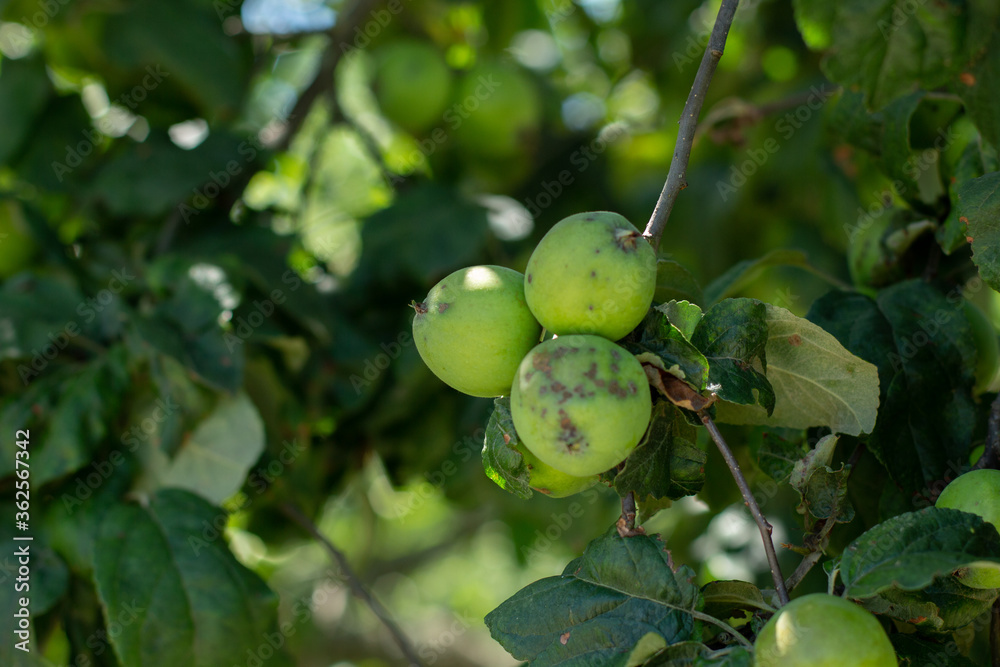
[1,0,997,665]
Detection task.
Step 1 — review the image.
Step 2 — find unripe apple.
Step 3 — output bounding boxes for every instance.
[511,334,651,477]
[519,446,599,498]
[754,594,896,667]
[412,265,541,398]
[452,61,541,159]
[936,468,1000,589]
[524,212,656,341]
[373,40,452,135]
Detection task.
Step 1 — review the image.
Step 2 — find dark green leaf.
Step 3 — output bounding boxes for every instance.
[614,401,706,501]
[486,529,702,665]
[132,313,244,392]
[748,428,809,483]
[94,489,288,667]
[691,298,774,414]
[955,31,1000,149]
[700,581,772,620]
[482,397,532,500]
[625,309,710,391]
[795,0,1000,110]
[0,56,51,165]
[807,283,976,497]
[957,169,1000,291]
[892,633,982,666]
[655,260,704,306]
[861,576,998,633]
[938,141,984,254]
[354,184,490,288]
[840,506,1000,599]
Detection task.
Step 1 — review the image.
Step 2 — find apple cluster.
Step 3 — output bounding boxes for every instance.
[411,212,658,497]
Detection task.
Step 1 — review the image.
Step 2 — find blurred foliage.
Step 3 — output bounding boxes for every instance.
[0,0,998,665]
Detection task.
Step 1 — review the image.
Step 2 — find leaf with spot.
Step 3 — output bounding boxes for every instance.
[691,298,774,414]
[793,0,1000,111]
[614,400,706,503]
[486,529,705,666]
[713,304,878,434]
[482,397,532,500]
[860,576,998,634]
[957,169,1000,292]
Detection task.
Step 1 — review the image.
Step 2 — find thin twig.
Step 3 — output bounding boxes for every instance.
[275,0,383,152]
[974,393,1000,471]
[617,491,644,537]
[698,410,789,606]
[644,0,741,251]
[282,503,424,666]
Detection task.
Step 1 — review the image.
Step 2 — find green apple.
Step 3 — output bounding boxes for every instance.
[525,212,656,341]
[374,40,452,134]
[0,200,37,278]
[511,334,651,477]
[412,265,540,398]
[519,445,598,498]
[452,60,541,159]
[754,594,896,667]
[962,300,1000,395]
[936,468,1000,589]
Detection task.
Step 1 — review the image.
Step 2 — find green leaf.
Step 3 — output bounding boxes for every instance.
[692,298,774,414]
[0,56,51,165]
[486,529,702,665]
[94,489,287,667]
[839,506,1000,599]
[878,92,944,207]
[957,169,1000,291]
[625,309,710,391]
[655,260,704,306]
[787,434,855,523]
[482,397,532,500]
[132,312,244,392]
[955,31,1000,149]
[702,249,817,306]
[714,304,880,436]
[861,576,998,633]
[700,581,772,620]
[614,401,706,502]
[748,428,810,483]
[795,0,1000,110]
[938,141,985,254]
[152,392,265,505]
[891,634,982,666]
[657,300,703,341]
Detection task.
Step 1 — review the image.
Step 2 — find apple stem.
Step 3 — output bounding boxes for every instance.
[699,409,790,606]
[974,392,1000,472]
[643,0,741,252]
[281,502,425,667]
